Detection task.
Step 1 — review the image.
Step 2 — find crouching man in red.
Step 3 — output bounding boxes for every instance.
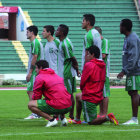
[28,60,72,127]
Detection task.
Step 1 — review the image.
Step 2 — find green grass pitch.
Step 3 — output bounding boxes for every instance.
[0,89,140,140]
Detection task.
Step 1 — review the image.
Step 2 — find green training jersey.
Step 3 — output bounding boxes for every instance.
[82,28,102,69]
[102,38,110,77]
[27,38,44,74]
[44,38,60,74]
[58,37,76,79]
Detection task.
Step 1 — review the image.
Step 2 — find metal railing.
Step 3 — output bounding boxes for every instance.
[134,0,140,20]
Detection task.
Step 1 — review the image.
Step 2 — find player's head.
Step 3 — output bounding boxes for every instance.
[42,25,55,39]
[120,19,132,34]
[55,24,69,38]
[35,60,49,74]
[95,26,102,35]
[85,45,100,61]
[82,14,95,29]
[26,25,38,39]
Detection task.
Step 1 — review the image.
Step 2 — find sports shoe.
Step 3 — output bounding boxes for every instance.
[46,119,58,127]
[81,120,87,124]
[68,119,81,124]
[122,119,138,125]
[24,113,41,119]
[108,113,119,125]
[61,118,68,126]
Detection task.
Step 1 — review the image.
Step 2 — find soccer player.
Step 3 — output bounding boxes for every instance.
[42,25,60,74]
[55,24,80,120]
[117,19,140,125]
[25,25,44,119]
[95,26,110,116]
[70,46,118,125]
[28,60,72,127]
[81,14,102,70]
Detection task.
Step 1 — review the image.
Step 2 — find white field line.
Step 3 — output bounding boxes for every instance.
[0,88,26,90]
[0,86,124,90]
[1,129,140,137]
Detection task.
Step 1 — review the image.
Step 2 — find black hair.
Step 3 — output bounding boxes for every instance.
[95,26,102,35]
[59,24,69,37]
[44,25,55,36]
[83,14,95,26]
[36,60,49,69]
[121,19,133,32]
[27,25,38,36]
[86,45,100,59]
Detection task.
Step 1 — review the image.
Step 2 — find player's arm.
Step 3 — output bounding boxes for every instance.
[122,39,138,75]
[26,54,38,82]
[71,57,81,77]
[32,76,43,100]
[63,40,81,77]
[102,53,108,60]
[80,62,92,90]
[102,39,109,61]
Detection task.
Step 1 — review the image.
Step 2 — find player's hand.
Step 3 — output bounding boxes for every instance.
[26,73,32,82]
[117,71,124,79]
[77,70,81,77]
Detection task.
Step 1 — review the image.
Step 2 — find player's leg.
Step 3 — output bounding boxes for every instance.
[25,74,40,119]
[82,100,118,125]
[82,100,108,125]
[129,90,139,117]
[123,76,140,125]
[28,100,53,120]
[99,77,110,116]
[76,93,82,120]
[27,91,33,100]
[29,99,59,127]
[27,74,35,101]
[64,77,76,120]
[69,93,82,124]
[69,94,75,119]
[99,97,109,116]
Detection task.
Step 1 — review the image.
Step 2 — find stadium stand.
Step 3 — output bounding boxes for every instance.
[0,0,140,76]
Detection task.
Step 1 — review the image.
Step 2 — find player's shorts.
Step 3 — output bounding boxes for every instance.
[82,100,97,123]
[64,77,76,94]
[37,99,72,115]
[126,75,140,91]
[103,76,110,97]
[27,72,36,92]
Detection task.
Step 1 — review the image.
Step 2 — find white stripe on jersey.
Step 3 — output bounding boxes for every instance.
[32,39,35,53]
[64,40,70,58]
[105,39,108,54]
[133,76,136,90]
[83,101,90,122]
[91,29,102,59]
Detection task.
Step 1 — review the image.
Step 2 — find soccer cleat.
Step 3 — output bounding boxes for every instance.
[68,119,81,124]
[108,113,119,125]
[61,118,68,126]
[46,119,58,127]
[81,120,87,124]
[122,119,138,125]
[24,113,41,119]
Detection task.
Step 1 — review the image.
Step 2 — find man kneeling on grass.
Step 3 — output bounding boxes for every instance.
[70,45,119,125]
[28,60,72,127]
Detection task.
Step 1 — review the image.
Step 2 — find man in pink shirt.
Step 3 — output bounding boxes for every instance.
[28,60,72,127]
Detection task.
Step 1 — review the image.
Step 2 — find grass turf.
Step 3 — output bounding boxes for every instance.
[0,89,140,140]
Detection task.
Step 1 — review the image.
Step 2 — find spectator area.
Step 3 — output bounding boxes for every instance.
[0,0,140,74]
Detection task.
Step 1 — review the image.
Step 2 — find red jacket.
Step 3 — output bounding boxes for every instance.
[80,59,106,104]
[32,68,72,109]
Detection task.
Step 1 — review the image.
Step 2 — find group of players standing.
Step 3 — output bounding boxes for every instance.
[24,13,140,127]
